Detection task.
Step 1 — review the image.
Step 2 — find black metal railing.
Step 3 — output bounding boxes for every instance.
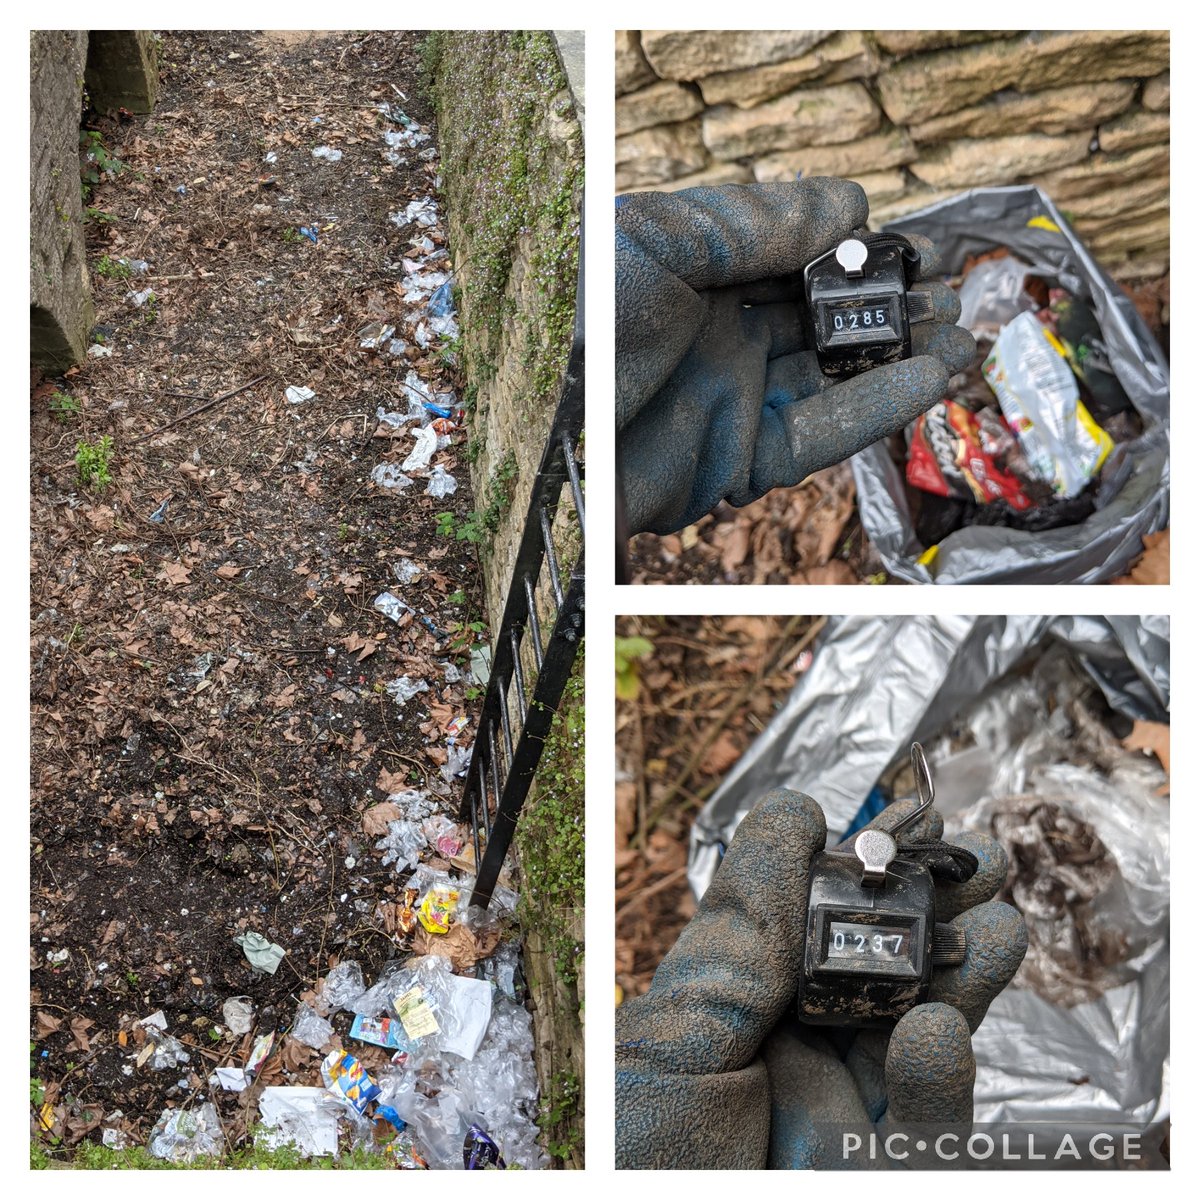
[460,247,584,909]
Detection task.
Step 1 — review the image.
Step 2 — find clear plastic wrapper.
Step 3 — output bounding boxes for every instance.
[320,959,366,1012]
[377,819,426,873]
[426,465,457,498]
[957,255,1038,332]
[149,1034,190,1070]
[386,675,430,707]
[148,1102,222,1162]
[373,591,408,622]
[292,1002,335,1050]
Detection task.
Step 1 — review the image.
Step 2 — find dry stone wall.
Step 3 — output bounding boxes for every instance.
[617,29,1169,279]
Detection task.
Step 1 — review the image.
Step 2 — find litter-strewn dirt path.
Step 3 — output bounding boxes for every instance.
[30,30,533,1164]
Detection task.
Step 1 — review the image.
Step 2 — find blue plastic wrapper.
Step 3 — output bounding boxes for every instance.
[463,1123,506,1170]
[427,280,454,319]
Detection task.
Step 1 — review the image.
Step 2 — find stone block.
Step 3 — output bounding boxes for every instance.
[1099,109,1170,154]
[85,30,159,114]
[702,81,880,161]
[697,31,878,108]
[621,161,754,194]
[910,81,1136,143]
[1032,144,1170,202]
[1084,211,1169,257]
[641,29,832,81]
[1143,71,1169,112]
[909,131,1092,189]
[615,79,702,137]
[753,128,916,182]
[616,30,657,97]
[1052,173,1168,223]
[879,30,1169,125]
[874,30,1009,57]
[616,119,708,189]
[869,187,962,227]
[29,29,93,370]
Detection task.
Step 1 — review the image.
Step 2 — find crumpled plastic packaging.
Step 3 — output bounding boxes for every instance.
[358,322,395,350]
[386,675,430,707]
[320,960,366,1013]
[377,819,427,874]
[148,1034,191,1070]
[957,254,1038,332]
[426,465,457,498]
[322,1049,381,1114]
[377,994,545,1169]
[371,463,414,491]
[403,425,439,472]
[984,311,1112,498]
[375,406,419,430]
[392,197,438,228]
[292,1002,335,1050]
[440,743,472,783]
[285,385,315,404]
[373,591,408,623]
[311,145,343,161]
[148,1102,223,1162]
[393,558,422,585]
[258,1086,343,1157]
[428,280,455,319]
[222,995,254,1035]
[235,930,287,975]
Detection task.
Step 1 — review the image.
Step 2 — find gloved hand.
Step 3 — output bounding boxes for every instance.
[616,179,976,535]
[615,789,1027,1169]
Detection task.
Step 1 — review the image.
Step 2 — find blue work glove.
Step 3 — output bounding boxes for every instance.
[615,790,1027,1169]
[616,180,975,535]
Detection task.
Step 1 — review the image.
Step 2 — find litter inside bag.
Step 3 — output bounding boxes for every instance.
[856,186,1169,584]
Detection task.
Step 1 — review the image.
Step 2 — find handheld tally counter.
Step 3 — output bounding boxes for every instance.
[803,231,933,380]
[798,744,978,1027]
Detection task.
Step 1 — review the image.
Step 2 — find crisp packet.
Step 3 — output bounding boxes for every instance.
[246,1032,275,1077]
[321,1049,381,1115]
[417,885,460,934]
[983,311,1112,498]
[463,1123,507,1169]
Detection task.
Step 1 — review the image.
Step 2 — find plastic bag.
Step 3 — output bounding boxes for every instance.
[403,425,438,473]
[371,463,414,492]
[377,819,426,873]
[984,312,1112,498]
[385,675,429,707]
[426,465,457,498]
[857,186,1169,583]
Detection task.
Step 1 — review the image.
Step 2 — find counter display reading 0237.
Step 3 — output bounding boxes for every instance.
[826,921,912,961]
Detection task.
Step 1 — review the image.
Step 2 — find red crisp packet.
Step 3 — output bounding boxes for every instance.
[908,401,1033,510]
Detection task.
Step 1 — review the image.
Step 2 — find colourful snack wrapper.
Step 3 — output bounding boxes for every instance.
[349,1013,408,1051]
[246,1031,275,1077]
[417,885,459,934]
[463,1123,507,1169]
[321,1049,381,1115]
[908,400,1034,510]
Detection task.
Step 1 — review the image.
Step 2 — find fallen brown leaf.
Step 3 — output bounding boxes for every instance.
[35,1010,63,1039]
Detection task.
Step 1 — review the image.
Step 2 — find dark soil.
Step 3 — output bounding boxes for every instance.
[31,30,493,1154]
